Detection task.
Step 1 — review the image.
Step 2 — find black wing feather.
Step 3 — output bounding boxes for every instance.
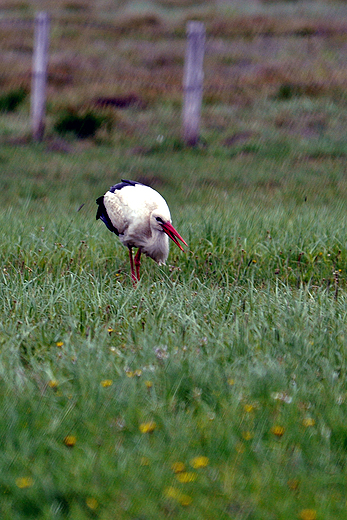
[109,179,144,192]
[95,195,119,235]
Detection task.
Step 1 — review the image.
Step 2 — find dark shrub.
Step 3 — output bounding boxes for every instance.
[54,109,111,138]
[0,87,28,112]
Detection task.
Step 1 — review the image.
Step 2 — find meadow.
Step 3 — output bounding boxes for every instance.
[1,0,347,518]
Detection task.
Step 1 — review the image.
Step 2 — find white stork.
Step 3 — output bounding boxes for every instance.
[96,179,188,283]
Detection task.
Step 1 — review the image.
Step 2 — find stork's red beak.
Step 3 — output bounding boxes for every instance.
[161,222,188,251]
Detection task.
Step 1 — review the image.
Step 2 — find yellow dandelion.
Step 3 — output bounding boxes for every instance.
[303,418,315,427]
[145,380,153,389]
[56,341,63,347]
[16,477,34,489]
[176,472,197,483]
[86,497,98,510]
[101,379,113,387]
[63,435,77,447]
[179,494,192,506]
[126,371,135,378]
[299,509,317,520]
[107,327,114,333]
[165,486,181,500]
[242,431,254,441]
[134,369,142,377]
[271,425,285,437]
[139,421,156,433]
[164,487,192,507]
[172,461,186,473]
[190,456,209,468]
[48,379,58,389]
[244,404,254,413]
[227,378,235,386]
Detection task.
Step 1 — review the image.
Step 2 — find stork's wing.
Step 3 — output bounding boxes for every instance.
[100,190,128,236]
[96,194,123,235]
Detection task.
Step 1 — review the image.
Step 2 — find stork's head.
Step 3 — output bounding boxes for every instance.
[151,209,188,252]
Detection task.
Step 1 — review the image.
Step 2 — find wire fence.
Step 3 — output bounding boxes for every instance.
[1,15,346,89]
[0,12,347,142]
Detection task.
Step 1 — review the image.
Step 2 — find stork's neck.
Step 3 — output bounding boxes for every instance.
[143,229,169,265]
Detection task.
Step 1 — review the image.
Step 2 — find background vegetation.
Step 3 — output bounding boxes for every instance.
[1,0,347,518]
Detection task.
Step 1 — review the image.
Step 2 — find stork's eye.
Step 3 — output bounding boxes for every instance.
[155,217,164,224]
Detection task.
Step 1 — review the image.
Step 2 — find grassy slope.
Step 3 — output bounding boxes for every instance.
[1,1,347,519]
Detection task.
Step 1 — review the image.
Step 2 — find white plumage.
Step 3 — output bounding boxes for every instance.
[96,179,187,282]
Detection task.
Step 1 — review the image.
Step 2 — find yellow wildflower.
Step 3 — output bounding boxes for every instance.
[172,461,186,473]
[165,486,181,500]
[134,369,142,377]
[56,341,63,347]
[180,494,192,506]
[227,378,235,386]
[244,404,254,413]
[303,418,315,427]
[272,425,285,437]
[48,379,58,389]
[107,327,114,334]
[86,498,98,510]
[101,379,113,387]
[176,472,197,483]
[299,509,317,520]
[139,421,156,433]
[63,435,77,447]
[164,487,192,507]
[145,380,153,389]
[190,456,209,468]
[16,477,34,489]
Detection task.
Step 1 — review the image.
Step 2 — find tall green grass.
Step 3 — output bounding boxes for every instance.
[1,161,347,517]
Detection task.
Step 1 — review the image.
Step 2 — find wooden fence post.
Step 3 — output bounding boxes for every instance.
[31,11,50,142]
[182,21,205,146]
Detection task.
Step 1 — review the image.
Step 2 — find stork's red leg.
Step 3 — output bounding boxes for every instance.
[128,247,137,284]
[134,248,141,281]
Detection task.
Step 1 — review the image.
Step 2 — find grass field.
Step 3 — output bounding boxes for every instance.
[1,1,347,519]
